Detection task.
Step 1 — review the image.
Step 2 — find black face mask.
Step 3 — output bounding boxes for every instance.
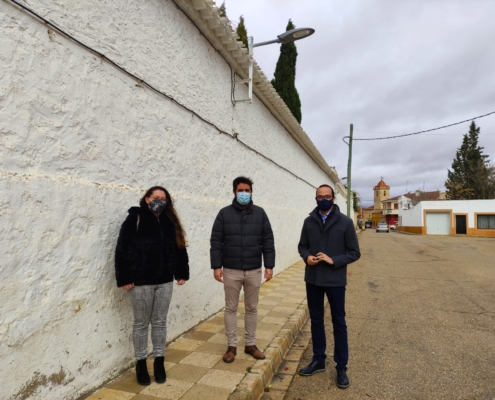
[317,199,334,211]
[149,199,167,213]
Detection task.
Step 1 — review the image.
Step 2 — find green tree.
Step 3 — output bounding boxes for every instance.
[352,190,360,213]
[445,121,494,199]
[236,15,249,49]
[218,1,226,18]
[271,19,302,123]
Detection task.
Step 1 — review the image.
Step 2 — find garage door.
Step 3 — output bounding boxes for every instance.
[426,212,451,235]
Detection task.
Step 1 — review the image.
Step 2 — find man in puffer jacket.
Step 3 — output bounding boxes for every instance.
[210,176,275,363]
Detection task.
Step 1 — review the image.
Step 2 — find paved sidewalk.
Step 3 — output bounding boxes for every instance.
[85,261,309,400]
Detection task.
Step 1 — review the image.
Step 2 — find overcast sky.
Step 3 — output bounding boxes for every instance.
[225,0,495,205]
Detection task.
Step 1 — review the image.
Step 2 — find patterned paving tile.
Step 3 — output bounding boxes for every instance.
[167,338,204,351]
[165,349,191,363]
[140,379,194,399]
[273,306,298,313]
[167,363,209,383]
[257,322,285,332]
[106,372,143,394]
[257,300,279,306]
[257,308,270,315]
[267,310,293,318]
[265,292,287,298]
[195,322,224,333]
[182,330,216,341]
[179,351,222,368]
[211,358,255,373]
[85,388,136,400]
[180,383,232,400]
[194,341,226,355]
[196,369,245,390]
[206,333,243,345]
[255,329,279,341]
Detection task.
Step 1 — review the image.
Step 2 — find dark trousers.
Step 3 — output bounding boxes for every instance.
[306,282,348,370]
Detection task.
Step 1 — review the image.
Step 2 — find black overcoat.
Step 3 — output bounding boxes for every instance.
[298,204,360,287]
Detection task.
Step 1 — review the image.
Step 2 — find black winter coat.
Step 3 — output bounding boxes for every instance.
[115,205,189,287]
[210,200,275,271]
[298,204,360,287]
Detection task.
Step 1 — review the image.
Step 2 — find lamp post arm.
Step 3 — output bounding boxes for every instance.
[252,39,280,48]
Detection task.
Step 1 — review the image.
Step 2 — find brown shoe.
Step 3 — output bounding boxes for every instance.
[223,346,237,363]
[244,345,265,360]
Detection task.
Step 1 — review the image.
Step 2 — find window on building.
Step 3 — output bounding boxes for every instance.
[477,214,495,229]
[376,191,378,197]
[384,191,386,196]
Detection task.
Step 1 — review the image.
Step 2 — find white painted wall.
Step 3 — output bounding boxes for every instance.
[398,200,495,228]
[0,1,346,399]
[399,201,424,227]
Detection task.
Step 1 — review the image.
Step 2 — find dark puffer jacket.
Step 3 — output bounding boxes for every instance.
[115,205,189,287]
[210,200,275,270]
[298,204,360,287]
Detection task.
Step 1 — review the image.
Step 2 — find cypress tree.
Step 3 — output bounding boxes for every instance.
[271,19,302,123]
[445,121,493,199]
[218,1,226,18]
[236,15,249,49]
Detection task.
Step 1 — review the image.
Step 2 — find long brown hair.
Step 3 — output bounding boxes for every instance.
[140,186,187,248]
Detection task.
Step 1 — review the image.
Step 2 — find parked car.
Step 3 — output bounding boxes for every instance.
[376,223,389,233]
[365,221,372,228]
[390,223,398,230]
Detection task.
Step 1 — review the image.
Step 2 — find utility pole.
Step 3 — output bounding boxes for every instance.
[346,124,353,217]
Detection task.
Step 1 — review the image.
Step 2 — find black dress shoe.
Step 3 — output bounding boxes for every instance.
[298,360,325,376]
[337,369,349,389]
[136,359,151,386]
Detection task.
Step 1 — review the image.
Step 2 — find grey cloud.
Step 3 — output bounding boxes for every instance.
[226,0,495,204]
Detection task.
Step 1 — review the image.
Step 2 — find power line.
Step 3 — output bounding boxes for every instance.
[352,110,495,141]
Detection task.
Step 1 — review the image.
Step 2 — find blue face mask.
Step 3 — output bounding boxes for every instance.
[317,199,333,211]
[236,192,251,205]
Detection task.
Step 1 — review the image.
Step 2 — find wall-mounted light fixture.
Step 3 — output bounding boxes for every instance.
[234,27,315,104]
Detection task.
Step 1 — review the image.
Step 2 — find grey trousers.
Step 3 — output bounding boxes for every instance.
[130,282,173,360]
[223,268,262,346]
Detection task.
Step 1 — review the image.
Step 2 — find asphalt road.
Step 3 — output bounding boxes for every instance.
[285,230,495,400]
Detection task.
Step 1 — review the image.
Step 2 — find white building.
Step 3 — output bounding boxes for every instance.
[398,199,495,236]
[0,1,353,398]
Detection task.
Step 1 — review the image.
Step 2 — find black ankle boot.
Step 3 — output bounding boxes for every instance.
[154,356,166,384]
[136,359,150,386]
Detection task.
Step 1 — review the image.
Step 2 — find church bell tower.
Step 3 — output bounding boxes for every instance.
[373,178,390,209]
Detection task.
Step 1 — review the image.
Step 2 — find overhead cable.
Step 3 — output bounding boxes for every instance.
[353,110,495,141]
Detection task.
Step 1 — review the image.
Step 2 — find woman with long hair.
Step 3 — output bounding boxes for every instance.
[115,186,189,386]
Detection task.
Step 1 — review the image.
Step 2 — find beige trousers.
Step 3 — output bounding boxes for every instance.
[223,268,262,346]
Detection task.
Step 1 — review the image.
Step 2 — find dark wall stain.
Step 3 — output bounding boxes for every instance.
[12,367,74,400]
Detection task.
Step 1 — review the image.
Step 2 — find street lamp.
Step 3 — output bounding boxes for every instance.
[253,27,315,48]
[234,27,315,103]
